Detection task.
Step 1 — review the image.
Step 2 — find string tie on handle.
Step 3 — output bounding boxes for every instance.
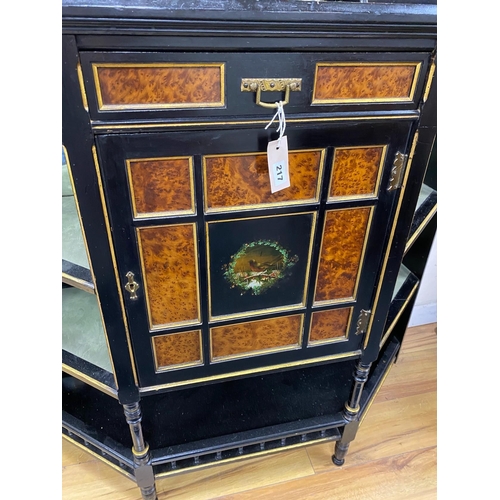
[265,101,286,149]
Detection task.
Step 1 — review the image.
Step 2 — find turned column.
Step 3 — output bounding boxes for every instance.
[333,361,371,466]
[123,402,157,500]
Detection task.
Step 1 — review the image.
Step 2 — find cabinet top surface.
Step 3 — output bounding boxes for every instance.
[62,0,437,25]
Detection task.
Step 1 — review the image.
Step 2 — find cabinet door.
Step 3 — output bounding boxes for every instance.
[96,119,414,389]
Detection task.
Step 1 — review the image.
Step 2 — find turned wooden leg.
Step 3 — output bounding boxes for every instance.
[332,361,371,466]
[333,441,350,466]
[123,402,157,500]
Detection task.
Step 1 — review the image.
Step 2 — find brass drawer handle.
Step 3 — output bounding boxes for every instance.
[241,78,302,109]
[256,85,290,109]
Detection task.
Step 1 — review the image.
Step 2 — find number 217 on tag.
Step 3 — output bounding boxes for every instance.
[273,161,286,183]
[270,159,290,193]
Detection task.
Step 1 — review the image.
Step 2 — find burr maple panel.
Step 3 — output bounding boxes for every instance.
[313,63,418,103]
[203,150,324,211]
[329,147,385,199]
[211,314,303,361]
[93,63,224,109]
[153,330,203,370]
[137,224,200,329]
[127,157,194,217]
[315,207,372,303]
[308,307,352,345]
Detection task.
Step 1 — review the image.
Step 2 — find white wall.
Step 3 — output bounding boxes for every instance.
[408,232,437,327]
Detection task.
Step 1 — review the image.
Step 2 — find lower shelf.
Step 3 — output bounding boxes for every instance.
[62,337,400,481]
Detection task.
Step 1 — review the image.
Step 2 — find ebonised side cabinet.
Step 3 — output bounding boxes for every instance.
[62,2,437,498]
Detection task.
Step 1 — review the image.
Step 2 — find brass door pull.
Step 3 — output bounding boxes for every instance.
[125,271,140,300]
[241,78,302,109]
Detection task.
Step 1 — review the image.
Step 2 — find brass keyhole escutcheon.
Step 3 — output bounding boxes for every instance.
[125,271,140,300]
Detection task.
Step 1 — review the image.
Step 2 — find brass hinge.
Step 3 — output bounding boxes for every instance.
[355,309,371,337]
[387,151,408,191]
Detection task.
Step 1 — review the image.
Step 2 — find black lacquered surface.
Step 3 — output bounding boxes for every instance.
[63,357,355,450]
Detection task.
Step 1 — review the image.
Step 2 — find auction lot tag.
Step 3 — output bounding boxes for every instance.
[267,135,290,193]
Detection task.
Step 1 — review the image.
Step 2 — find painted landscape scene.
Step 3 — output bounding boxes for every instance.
[224,240,298,295]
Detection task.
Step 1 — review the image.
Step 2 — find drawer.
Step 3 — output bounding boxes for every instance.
[79,51,430,122]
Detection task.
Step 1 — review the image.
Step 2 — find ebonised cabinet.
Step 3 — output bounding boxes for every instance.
[62,2,437,498]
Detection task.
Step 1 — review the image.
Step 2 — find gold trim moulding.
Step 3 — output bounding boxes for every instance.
[149,319,203,333]
[345,402,360,414]
[62,363,118,399]
[132,443,150,457]
[154,359,204,374]
[62,434,135,481]
[208,303,306,322]
[150,319,203,333]
[91,114,419,131]
[307,336,350,347]
[92,62,226,111]
[76,61,89,112]
[132,208,197,219]
[327,145,388,203]
[208,304,305,325]
[126,156,196,220]
[423,60,436,103]
[152,330,204,374]
[140,350,362,393]
[311,62,422,105]
[205,197,319,215]
[312,297,355,308]
[62,272,95,294]
[206,211,317,323]
[202,148,326,214]
[210,343,302,364]
[209,315,305,363]
[326,194,378,204]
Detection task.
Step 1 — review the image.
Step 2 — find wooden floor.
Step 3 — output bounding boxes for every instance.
[62,323,437,500]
